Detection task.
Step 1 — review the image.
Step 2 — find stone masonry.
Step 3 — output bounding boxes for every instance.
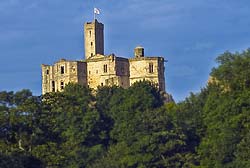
[41,19,166,94]
[41,59,87,94]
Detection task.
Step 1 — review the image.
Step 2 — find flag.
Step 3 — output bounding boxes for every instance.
[94,8,100,15]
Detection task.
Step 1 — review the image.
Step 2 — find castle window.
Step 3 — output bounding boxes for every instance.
[101,83,103,86]
[61,66,65,74]
[52,81,55,92]
[104,64,108,73]
[46,69,49,75]
[89,31,91,37]
[91,42,93,46]
[72,66,76,72]
[149,63,154,73]
[91,53,93,57]
[89,71,91,74]
[61,81,64,90]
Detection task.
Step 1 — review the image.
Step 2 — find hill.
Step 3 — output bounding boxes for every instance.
[1,49,250,167]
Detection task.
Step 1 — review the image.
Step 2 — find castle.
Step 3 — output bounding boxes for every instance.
[41,19,166,94]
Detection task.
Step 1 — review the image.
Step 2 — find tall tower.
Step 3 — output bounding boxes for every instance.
[84,19,104,59]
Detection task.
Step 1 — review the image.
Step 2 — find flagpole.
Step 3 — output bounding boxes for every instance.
[94,8,100,21]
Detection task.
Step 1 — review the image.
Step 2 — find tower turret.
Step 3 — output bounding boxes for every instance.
[134,46,144,58]
[84,19,104,59]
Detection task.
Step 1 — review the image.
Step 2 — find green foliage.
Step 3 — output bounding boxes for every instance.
[212,49,250,91]
[89,106,191,168]
[33,84,102,167]
[89,82,196,168]
[1,49,250,167]
[0,153,44,168]
[196,49,250,168]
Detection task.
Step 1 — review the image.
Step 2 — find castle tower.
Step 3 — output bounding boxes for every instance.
[134,46,144,58]
[84,19,104,59]
[129,46,165,91]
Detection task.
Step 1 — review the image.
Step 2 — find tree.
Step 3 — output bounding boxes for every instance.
[197,49,250,168]
[90,81,196,167]
[32,83,104,167]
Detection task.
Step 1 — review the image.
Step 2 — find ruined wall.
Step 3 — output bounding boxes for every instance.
[86,54,130,89]
[41,59,87,94]
[129,57,165,91]
[115,57,130,88]
[42,19,167,94]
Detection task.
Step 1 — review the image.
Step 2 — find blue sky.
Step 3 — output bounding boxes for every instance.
[0,0,250,101]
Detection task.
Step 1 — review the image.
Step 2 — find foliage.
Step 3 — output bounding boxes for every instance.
[1,49,250,167]
[196,49,250,168]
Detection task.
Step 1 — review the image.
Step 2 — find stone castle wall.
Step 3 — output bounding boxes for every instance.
[129,57,165,91]
[41,59,87,94]
[86,54,130,89]
[42,55,165,94]
[42,19,166,94]
[84,20,104,59]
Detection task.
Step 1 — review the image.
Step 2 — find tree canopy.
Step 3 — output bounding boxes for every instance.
[1,49,250,167]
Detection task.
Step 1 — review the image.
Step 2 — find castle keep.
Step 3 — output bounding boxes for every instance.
[42,19,165,94]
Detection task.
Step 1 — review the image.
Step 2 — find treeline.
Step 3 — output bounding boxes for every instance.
[1,49,250,167]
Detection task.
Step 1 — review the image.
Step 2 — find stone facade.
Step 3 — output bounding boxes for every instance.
[41,59,87,94]
[129,57,165,91]
[84,20,104,59]
[41,19,166,94]
[87,54,130,89]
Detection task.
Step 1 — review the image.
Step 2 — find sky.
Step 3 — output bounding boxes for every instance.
[0,0,250,102]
